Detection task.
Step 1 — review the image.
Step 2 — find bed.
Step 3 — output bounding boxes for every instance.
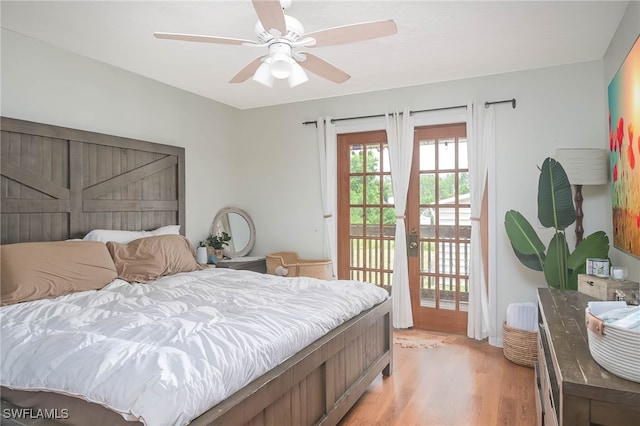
[0,117,393,426]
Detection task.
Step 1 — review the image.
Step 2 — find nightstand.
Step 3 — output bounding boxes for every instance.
[216,258,266,273]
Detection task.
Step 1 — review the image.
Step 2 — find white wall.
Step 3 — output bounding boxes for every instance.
[237,60,610,344]
[1,29,240,244]
[603,1,640,282]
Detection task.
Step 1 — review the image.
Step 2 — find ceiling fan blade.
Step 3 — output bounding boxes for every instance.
[252,0,286,35]
[305,19,398,47]
[298,53,350,83]
[154,32,257,46]
[229,57,265,83]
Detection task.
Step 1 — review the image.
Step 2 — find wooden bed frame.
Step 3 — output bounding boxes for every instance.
[0,117,393,426]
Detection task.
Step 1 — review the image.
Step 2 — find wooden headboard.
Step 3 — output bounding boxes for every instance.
[1,117,185,244]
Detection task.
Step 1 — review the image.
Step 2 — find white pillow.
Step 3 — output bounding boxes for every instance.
[83,225,181,244]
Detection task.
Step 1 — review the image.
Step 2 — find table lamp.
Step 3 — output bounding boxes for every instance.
[554,148,608,245]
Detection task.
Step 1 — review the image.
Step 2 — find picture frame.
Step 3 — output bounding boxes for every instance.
[608,35,640,258]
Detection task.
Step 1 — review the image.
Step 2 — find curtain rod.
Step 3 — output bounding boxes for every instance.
[302,97,516,126]
[485,98,516,109]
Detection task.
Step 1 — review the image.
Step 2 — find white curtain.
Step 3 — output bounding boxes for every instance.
[466,102,493,340]
[316,117,338,278]
[386,108,415,328]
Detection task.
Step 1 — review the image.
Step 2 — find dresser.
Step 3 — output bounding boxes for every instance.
[536,288,640,426]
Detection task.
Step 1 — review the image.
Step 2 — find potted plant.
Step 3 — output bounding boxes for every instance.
[504,157,609,290]
[200,232,231,260]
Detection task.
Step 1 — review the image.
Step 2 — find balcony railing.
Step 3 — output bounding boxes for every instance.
[349,224,471,311]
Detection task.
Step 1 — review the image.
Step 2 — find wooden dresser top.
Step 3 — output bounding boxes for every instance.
[537,288,640,406]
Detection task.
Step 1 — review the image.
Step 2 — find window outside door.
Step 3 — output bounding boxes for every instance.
[337,124,470,334]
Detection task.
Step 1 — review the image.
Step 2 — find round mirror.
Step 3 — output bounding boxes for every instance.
[210,207,256,258]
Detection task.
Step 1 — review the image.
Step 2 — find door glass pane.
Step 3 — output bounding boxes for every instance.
[438,240,456,275]
[365,238,378,270]
[438,173,456,204]
[380,238,390,270]
[420,240,436,273]
[365,145,382,173]
[439,276,456,311]
[350,207,364,229]
[438,138,456,169]
[459,172,469,197]
[365,207,380,224]
[437,207,457,234]
[420,173,436,204]
[350,238,364,268]
[460,277,469,312]
[383,175,393,203]
[420,275,436,308]
[420,207,435,236]
[419,139,436,170]
[350,176,363,204]
[350,146,364,173]
[365,175,381,203]
[382,207,396,228]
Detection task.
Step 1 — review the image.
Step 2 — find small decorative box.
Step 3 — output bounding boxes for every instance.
[578,274,640,302]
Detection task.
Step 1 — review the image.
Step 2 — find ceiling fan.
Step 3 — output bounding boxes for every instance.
[154,0,398,88]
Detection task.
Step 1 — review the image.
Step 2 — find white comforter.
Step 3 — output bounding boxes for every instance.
[0,269,388,425]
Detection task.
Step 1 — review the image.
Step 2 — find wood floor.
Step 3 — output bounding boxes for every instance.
[339,329,536,426]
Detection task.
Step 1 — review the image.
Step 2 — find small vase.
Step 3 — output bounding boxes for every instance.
[214,249,224,260]
[196,246,208,264]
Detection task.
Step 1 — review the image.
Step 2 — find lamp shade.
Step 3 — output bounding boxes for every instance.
[252,62,274,87]
[288,62,309,88]
[554,148,608,185]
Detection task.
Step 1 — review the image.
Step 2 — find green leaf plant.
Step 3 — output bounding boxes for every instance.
[504,157,609,290]
[199,232,231,250]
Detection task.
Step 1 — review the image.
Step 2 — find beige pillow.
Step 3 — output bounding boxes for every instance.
[107,235,204,283]
[1,241,118,306]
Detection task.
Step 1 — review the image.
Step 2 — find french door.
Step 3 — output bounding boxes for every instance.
[406,124,469,334]
[337,131,394,294]
[337,124,470,335]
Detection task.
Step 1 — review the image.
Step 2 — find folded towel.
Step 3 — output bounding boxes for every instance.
[506,302,538,332]
[589,302,640,332]
[601,306,640,331]
[587,301,627,317]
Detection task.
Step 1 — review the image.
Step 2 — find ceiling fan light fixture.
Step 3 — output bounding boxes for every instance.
[268,42,293,79]
[270,53,293,78]
[155,1,398,87]
[252,61,274,87]
[288,62,308,87]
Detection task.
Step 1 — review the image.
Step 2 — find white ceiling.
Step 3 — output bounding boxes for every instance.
[1,1,629,110]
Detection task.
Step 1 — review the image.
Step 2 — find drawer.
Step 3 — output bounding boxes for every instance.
[577,274,639,301]
[534,362,543,426]
[591,400,640,426]
[543,387,558,426]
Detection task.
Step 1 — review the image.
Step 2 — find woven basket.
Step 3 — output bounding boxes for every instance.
[502,321,538,368]
[266,251,333,280]
[585,308,640,383]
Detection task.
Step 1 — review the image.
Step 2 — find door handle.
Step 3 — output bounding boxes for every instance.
[407,234,419,257]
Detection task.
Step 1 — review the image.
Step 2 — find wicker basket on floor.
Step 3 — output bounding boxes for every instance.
[502,321,538,368]
[266,251,333,280]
